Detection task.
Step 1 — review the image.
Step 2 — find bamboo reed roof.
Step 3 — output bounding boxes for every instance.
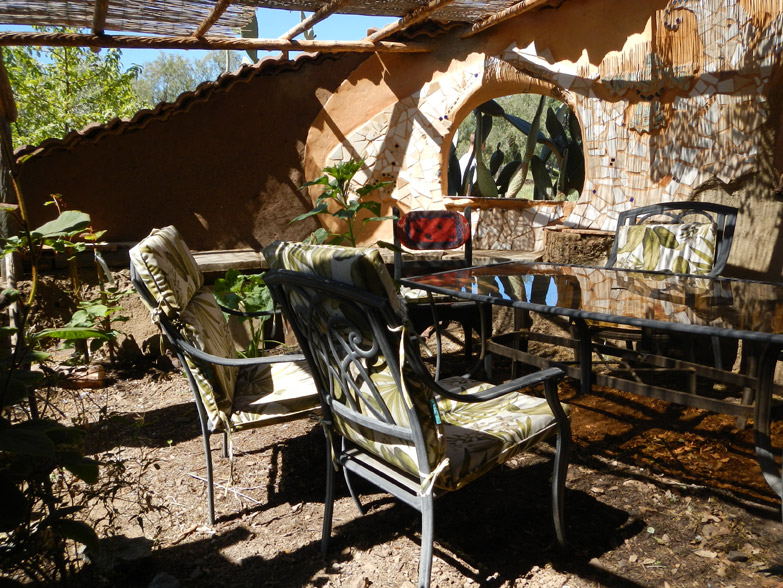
[0,0,557,53]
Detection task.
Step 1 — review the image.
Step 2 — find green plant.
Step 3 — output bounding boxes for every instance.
[4,31,142,148]
[0,183,108,582]
[1,265,100,583]
[36,286,131,364]
[212,269,275,358]
[292,158,392,247]
[3,196,129,363]
[449,95,584,201]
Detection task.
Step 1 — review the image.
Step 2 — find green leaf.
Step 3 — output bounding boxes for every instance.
[672,255,690,274]
[617,227,646,254]
[474,99,505,117]
[289,202,329,224]
[356,181,391,197]
[505,164,528,199]
[4,367,45,390]
[1,378,32,409]
[652,226,679,249]
[358,201,382,216]
[49,518,100,553]
[530,155,553,198]
[34,327,113,341]
[31,210,90,239]
[642,230,662,270]
[333,208,355,221]
[310,228,331,244]
[0,427,55,457]
[63,458,100,484]
[0,476,28,532]
[299,175,331,189]
[475,156,498,197]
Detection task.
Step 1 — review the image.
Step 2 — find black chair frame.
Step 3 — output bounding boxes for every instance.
[130,264,307,524]
[265,268,569,588]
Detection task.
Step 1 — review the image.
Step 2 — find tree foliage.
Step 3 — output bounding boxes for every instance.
[133,50,245,107]
[3,28,142,149]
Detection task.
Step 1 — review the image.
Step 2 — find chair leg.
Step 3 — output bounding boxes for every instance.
[322,438,336,557]
[202,430,216,526]
[342,468,364,514]
[341,440,365,514]
[545,378,571,548]
[221,431,228,458]
[418,494,435,588]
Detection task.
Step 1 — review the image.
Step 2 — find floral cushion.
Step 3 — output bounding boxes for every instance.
[179,288,239,431]
[230,360,320,431]
[264,241,566,491]
[435,375,565,491]
[614,222,716,275]
[129,225,203,316]
[263,241,401,314]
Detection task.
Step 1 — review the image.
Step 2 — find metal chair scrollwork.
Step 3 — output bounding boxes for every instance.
[129,226,320,524]
[263,240,570,588]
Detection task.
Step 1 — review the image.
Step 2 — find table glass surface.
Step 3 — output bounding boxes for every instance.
[402,262,783,341]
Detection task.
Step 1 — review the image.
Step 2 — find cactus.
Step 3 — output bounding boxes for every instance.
[450,95,584,200]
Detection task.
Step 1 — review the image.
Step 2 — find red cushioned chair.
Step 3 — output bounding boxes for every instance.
[392,207,491,377]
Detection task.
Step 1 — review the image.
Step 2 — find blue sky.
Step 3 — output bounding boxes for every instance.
[0,10,396,68]
[122,10,395,67]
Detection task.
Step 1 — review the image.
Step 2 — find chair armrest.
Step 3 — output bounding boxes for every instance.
[436,367,564,402]
[172,329,305,367]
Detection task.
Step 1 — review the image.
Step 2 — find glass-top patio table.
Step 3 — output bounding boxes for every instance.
[401,261,783,518]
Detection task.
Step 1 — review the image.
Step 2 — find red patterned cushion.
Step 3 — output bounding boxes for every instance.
[396,210,470,250]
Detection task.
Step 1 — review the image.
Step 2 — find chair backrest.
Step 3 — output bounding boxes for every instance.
[392,207,472,280]
[129,226,238,431]
[606,202,738,277]
[263,241,445,483]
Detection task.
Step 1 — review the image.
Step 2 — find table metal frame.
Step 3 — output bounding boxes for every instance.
[401,261,783,518]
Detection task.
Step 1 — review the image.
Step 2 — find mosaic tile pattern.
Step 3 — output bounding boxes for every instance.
[322,0,782,248]
[473,205,565,252]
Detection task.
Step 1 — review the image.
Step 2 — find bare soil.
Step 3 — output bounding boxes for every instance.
[47,328,783,588]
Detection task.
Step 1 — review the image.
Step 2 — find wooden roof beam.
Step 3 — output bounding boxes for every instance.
[194,0,233,38]
[463,0,554,38]
[365,0,457,42]
[92,0,110,35]
[280,0,353,40]
[0,31,432,53]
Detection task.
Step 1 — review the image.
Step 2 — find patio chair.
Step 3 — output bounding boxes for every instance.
[392,206,491,376]
[263,240,570,588]
[593,201,738,367]
[129,226,320,524]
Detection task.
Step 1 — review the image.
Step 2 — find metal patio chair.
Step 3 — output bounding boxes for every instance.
[393,206,492,377]
[263,240,570,588]
[129,225,320,524]
[593,201,739,367]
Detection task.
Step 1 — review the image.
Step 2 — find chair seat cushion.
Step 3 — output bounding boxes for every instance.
[434,376,567,491]
[229,360,320,430]
[399,285,455,303]
[614,222,716,275]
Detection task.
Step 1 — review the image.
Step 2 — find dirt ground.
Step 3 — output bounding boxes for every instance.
[41,315,783,588]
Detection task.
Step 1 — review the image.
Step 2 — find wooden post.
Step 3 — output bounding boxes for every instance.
[0,48,19,351]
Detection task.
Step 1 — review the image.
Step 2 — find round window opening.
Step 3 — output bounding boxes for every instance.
[448,94,584,201]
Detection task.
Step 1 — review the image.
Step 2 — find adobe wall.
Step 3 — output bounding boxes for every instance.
[306,0,783,279]
[16,52,367,251]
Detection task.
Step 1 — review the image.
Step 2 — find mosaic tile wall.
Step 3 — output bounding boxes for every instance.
[322,0,782,249]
